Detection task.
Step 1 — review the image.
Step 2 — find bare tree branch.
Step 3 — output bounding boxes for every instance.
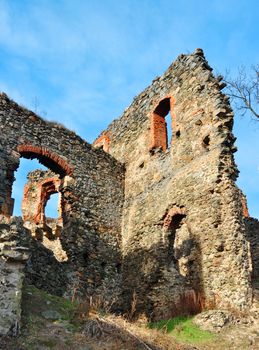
[223,65,259,119]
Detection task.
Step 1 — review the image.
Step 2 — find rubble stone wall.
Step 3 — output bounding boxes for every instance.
[22,169,62,226]
[0,221,29,336]
[95,49,253,318]
[0,93,125,302]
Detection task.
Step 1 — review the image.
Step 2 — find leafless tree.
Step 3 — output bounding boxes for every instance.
[223,65,259,120]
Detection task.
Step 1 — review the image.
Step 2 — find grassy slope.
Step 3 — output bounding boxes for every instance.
[0,285,258,350]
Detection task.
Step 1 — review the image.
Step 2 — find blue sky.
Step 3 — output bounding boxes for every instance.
[0,0,258,218]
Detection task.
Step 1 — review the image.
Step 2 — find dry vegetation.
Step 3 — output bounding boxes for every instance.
[0,285,258,350]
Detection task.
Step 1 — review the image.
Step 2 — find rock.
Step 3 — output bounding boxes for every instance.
[41,310,62,320]
[0,248,29,262]
[193,310,234,333]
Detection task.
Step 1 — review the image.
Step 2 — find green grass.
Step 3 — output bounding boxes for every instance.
[149,315,215,344]
[10,285,82,350]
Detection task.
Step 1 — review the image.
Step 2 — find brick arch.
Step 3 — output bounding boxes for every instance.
[17,144,73,177]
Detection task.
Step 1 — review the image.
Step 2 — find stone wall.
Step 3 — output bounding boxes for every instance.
[0,93,125,304]
[7,217,69,296]
[94,48,253,319]
[21,169,68,262]
[0,221,29,336]
[22,169,62,226]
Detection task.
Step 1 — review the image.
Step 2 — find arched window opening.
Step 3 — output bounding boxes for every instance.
[23,171,67,261]
[20,169,62,224]
[150,97,174,152]
[166,212,196,279]
[163,206,195,279]
[5,145,73,223]
[13,158,47,217]
[11,158,68,262]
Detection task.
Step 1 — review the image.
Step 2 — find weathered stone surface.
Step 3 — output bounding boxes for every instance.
[0,93,125,305]
[0,223,29,336]
[193,310,233,333]
[41,310,62,320]
[94,48,253,318]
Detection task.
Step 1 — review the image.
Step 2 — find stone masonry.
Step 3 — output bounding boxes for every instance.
[0,48,258,334]
[94,49,255,319]
[21,169,68,262]
[0,221,29,336]
[0,94,125,334]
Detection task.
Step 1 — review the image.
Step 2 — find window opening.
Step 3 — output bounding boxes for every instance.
[13,158,47,216]
[150,97,173,151]
[12,157,68,262]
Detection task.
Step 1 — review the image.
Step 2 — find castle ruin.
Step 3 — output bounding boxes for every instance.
[0,48,258,336]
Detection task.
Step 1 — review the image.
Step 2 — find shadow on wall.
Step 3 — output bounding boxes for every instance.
[120,213,211,322]
[4,150,213,321]
[3,216,123,311]
[1,145,125,311]
[1,213,215,322]
[0,218,68,296]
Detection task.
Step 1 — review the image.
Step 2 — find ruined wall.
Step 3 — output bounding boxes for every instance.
[0,221,29,336]
[22,169,68,262]
[0,48,255,327]
[22,169,62,227]
[0,93,125,303]
[94,49,252,319]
